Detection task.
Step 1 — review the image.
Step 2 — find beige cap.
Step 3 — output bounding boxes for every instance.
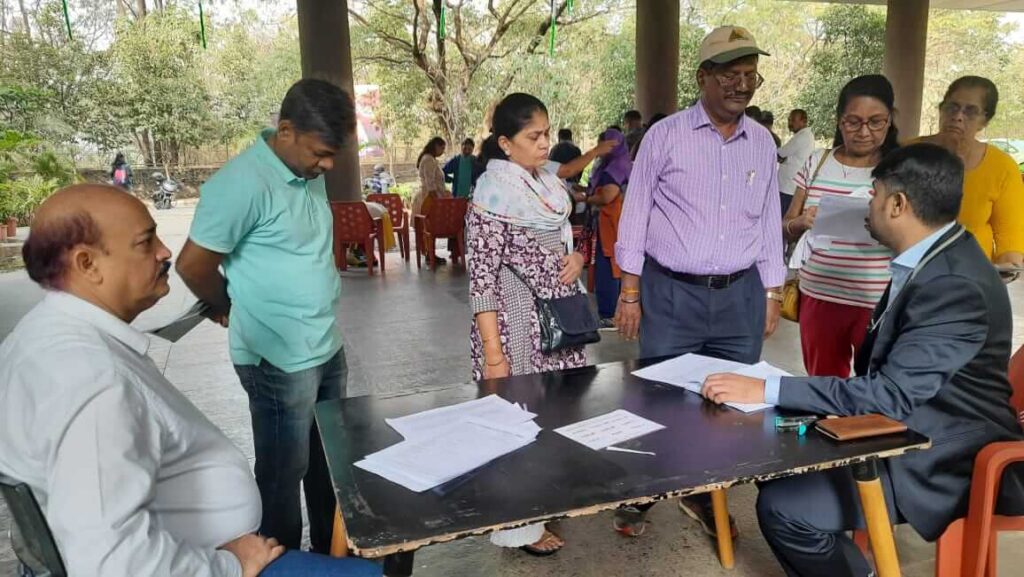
[698,25,770,65]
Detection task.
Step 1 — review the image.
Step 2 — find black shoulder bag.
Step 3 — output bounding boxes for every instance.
[507,266,600,354]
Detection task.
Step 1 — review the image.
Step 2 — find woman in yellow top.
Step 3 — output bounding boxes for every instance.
[919,76,1024,265]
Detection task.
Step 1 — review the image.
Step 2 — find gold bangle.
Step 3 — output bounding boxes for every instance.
[620,297,640,304]
[481,335,499,343]
[485,357,505,367]
[622,288,640,295]
[784,219,795,236]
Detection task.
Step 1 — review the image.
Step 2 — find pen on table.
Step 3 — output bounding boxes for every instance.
[605,446,656,456]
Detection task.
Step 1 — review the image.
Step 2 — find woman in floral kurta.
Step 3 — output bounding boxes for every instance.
[467,210,587,381]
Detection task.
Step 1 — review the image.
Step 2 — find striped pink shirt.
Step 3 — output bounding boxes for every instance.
[614,102,786,287]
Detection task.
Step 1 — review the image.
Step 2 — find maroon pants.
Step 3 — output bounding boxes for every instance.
[798,294,873,378]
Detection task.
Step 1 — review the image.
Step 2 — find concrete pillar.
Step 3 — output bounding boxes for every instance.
[636,0,680,121]
[297,0,361,201]
[883,0,929,139]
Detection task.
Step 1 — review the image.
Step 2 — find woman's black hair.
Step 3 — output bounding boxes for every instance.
[480,93,549,163]
[943,76,998,122]
[112,152,126,166]
[833,74,900,157]
[417,136,446,168]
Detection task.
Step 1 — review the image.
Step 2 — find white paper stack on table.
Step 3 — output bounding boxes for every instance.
[632,353,791,413]
[355,395,541,492]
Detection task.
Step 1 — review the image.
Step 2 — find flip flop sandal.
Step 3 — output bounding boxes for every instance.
[613,506,648,537]
[518,531,563,557]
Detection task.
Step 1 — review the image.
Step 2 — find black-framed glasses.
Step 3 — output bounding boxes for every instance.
[713,71,764,90]
[939,101,985,121]
[839,115,890,133]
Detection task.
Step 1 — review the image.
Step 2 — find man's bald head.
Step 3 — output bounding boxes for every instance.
[23,184,143,289]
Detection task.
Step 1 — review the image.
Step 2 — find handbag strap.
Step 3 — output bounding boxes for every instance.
[792,148,833,217]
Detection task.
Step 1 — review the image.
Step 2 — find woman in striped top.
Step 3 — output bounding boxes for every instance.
[781,75,900,377]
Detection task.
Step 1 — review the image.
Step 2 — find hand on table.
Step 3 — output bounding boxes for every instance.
[220,534,285,577]
[701,374,766,405]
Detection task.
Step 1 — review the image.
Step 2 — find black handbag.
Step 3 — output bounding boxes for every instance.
[508,268,600,353]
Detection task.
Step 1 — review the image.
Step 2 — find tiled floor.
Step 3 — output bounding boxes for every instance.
[1,203,1023,576]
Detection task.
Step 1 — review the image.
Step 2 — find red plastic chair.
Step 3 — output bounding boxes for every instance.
[367,193,411,261]
[330,201,385,276]
[854,345,1024,577]
[415,198,468,270]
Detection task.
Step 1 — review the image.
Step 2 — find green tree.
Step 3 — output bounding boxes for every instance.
[796,4,886,139]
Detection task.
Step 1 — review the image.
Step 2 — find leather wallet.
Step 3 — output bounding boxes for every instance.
[815,414,907,441]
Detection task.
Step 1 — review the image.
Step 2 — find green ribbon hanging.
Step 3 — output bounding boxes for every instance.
[548,0,556,56]
[198,0,207,49]
[60,0,73,41]
[440,4,447,40]
[567,0,575,15]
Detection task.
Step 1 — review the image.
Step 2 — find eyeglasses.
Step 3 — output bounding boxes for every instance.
[939,101,985,121]
[712,71,764,90]
[839,116,890,133]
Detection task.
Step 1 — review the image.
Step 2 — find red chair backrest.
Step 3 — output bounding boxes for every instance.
[331,202,374,243]
[366,193,405,228]
[424,198,468,237]
[1008,345,1024,423]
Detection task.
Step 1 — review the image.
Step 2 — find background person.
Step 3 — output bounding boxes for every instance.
[443,138,484,198]
[176,79,355,554]
[919,76,1024,267]
[467,93,587,556]
[776,109,814,215]
[782,75,899,378]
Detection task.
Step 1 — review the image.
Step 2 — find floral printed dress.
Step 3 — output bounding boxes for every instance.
[467,209,588,381]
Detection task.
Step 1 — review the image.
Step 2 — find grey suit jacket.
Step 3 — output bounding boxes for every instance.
[779,225,1024,541]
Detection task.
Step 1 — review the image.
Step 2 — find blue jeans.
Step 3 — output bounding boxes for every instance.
[262,551,381,577]
[235,350,347,554]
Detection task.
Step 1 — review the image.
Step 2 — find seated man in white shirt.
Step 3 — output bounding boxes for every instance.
[0,184,380,577]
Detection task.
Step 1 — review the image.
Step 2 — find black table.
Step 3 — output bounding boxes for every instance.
[316,359,929,577]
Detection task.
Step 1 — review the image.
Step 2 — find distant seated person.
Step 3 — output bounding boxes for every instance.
[443,138,484,198]
[363,164,395,195]
[0,184,381,577]
[701,144,1024,577]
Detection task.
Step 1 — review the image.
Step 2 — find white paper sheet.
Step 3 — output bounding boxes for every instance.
[807,193,873,246]
[143,300,211,343]
[355,418,539,492]
[385,394,536,440]
[632,354,787,413]
[553,409,665,450]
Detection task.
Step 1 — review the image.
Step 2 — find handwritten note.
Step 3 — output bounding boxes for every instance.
[554,410,665,450]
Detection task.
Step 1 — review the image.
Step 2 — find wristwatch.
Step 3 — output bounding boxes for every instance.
[766,290,784,303]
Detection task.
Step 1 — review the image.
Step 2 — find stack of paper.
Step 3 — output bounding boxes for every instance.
[632,353,791,413]
[355,395,540,492]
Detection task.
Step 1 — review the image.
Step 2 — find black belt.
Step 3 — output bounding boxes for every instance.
[648,259,750,290]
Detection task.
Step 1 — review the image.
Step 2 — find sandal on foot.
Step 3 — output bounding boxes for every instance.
[518,530,564,557]
[613,506,648,537]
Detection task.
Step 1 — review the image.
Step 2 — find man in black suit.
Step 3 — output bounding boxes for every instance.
[701,143,1024,577]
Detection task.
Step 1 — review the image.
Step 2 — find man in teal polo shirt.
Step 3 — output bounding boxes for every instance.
[176,78,355,554]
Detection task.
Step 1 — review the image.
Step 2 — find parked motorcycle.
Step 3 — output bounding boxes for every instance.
[151,172,179,210]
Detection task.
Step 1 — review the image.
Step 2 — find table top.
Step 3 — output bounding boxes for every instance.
[315,359,930,557]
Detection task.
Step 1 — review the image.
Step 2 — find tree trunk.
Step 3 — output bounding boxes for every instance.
[135,0,146,19]
[116,0,125,18]
[16,0,30,39]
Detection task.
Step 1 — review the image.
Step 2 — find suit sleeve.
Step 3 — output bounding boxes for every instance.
[778,275,988,419]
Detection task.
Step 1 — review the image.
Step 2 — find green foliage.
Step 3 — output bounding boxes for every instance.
[797,4,886,139]
[0,130,75,221]
[0,175,58,223]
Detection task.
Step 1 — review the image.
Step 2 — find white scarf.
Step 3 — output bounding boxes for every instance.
[472,159,574,252]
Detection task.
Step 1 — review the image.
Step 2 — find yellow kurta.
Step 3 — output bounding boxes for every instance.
[958,145,1024,260]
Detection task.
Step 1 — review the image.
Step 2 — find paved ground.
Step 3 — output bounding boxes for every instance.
[1,203,1023,576]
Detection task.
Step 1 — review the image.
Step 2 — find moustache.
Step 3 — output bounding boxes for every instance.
[159,261,171,277]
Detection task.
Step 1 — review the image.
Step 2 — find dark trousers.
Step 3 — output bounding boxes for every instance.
[639,259,765,363]
[234,350,347,553]
[781,192,794,216]
[635,259,765,511]
[757,465,903,577]
[594,233,620,319]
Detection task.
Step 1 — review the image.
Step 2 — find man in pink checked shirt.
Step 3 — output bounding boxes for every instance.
[610,26,786,541]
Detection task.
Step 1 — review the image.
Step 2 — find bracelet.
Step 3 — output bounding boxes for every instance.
[784,219,795,237]
[620,297,640,304]
[482,336,499,343]
[485,357,505,367]
[622,288,640,295]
